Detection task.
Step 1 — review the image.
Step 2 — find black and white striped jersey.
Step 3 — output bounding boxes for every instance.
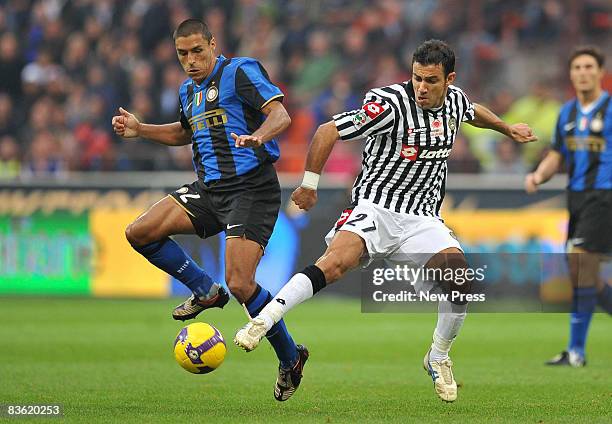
[332,80,475,217]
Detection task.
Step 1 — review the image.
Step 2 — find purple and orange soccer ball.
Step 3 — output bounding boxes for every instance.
[173,323,227,374]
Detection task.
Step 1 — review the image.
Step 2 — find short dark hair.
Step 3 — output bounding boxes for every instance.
[173,19,212,42]
[568,45,605,69]
[412,39,455,77]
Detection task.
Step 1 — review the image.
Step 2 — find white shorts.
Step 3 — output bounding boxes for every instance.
[325,199,462,268]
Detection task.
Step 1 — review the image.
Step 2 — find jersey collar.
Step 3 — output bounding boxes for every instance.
[578,91,608,115]
[193,55,226,89]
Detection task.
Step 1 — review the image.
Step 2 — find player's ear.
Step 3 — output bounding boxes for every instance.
[446,72,456,86]
[209,36,216,50]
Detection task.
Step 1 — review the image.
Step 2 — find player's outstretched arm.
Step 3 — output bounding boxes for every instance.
[291,121,340,211]
[525,150,563,193]
[111,107,192,146]
[232,101,291,148]
[468,103,538,143]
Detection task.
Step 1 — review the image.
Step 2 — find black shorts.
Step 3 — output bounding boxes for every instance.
[567,190,612,254]
[169,163,281,249]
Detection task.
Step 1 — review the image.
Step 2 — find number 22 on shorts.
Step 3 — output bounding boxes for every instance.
[334,207,376,232]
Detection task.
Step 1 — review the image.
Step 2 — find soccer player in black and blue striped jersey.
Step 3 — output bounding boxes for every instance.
[112,19,307,399]
[526,46,612,367]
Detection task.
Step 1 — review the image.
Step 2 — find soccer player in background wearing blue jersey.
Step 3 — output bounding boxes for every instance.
[526,46,612,367]
[111,19,308,400]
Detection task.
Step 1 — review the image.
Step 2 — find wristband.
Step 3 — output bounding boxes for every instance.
[300,171,320,190]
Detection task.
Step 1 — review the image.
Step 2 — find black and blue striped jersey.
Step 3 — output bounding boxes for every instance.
[178,55,284,183]
[552,91,612,191]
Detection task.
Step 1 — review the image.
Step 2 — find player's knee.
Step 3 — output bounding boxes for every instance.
[430,253,472,304]
[125,221,153,247]
[317,253,349,283]
[125,222,139,246]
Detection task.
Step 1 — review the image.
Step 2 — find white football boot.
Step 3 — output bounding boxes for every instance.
[234,302,284,351]
[234,317,269,351]
[423,348,458,402]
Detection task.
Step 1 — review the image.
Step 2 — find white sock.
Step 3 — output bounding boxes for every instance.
[257,272,314,330]
[429,300,467,362]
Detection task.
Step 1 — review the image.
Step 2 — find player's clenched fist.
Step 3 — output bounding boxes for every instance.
[291,187,317,210]
[509,123,538,143]
[111,107,140,138]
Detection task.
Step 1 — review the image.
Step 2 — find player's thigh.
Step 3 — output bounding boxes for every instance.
[315,230,367,284]
[125,195,196,246]
[566,190,611,287]
[325,201,401,267]
[222,172,281,250]
[568,190,612,254]
[224,237,263,303]
[566,246,602,288]
[396,217,462,268]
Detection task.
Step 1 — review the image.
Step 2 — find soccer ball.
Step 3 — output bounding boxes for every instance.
[173,322,226,374]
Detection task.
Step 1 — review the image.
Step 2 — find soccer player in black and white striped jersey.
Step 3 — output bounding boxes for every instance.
[235,40,537,402]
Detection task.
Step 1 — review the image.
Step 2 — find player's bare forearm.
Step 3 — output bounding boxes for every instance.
[251,101,291,143]
[291,121,339,210]
[534,150,562,184]
[305,121,340,174]
[112,107,191,146]
[233,101,290,147]
[138,122,192,146]
[525,150,562,193]
[469,104,537,143]
[468,103,511,135]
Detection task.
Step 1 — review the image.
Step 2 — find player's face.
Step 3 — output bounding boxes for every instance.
[569,54,603,94]
[412,63,456,109]
[175,33,217,84]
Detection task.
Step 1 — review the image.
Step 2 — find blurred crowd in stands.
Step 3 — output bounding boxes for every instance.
[0,0,611,179]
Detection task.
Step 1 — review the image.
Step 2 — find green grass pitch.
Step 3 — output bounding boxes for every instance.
[1,297,611,423]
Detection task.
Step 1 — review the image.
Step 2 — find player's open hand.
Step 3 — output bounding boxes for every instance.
[231,133,263,148]
[291,187,318,211]
[509,123,538,143]
[524,172,541,194]
[111,107,140,138]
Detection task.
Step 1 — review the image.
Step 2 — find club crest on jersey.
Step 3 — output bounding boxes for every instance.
[195,91,203,106]
[206,86,219,102]
[449,117,457,132]
[590,114,603,133]
[431,118,444,137]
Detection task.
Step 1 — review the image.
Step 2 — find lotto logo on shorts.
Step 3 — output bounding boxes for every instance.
[362,102,385,119]
[335,207,354,230]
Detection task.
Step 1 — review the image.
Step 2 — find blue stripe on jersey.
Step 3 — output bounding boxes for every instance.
[571,105,591,191]
[595,97,612,189]
[553,92,612,191]
[178,55,283,182]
